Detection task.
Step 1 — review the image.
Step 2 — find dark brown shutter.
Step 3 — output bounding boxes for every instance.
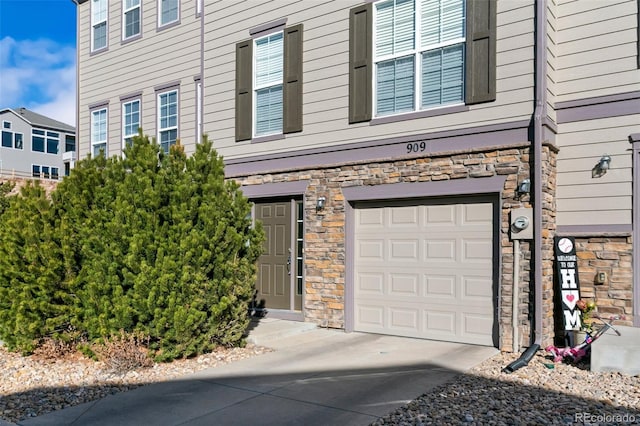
[283,24,303,134]
[235,39,253,142]
[465,0,496,104]
[349,3,372,124]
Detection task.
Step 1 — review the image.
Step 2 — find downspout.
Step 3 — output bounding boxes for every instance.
[505,0,546,372]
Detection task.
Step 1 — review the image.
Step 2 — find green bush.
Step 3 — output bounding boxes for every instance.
[0,135,263,360]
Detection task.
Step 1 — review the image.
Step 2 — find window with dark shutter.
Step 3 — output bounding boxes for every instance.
[283,24,303,134]
[348,0,496,123]
[236,40,253,142]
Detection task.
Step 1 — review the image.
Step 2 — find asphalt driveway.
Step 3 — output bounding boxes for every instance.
[17,319,497,426]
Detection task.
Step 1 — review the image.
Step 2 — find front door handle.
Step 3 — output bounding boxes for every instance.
[287,249,291,275]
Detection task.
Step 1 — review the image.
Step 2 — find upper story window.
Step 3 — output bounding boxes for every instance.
[46,131,59,154]
[92,0,109,52]
[32,129,46,152]
[3,121,10,129]
[14,133,23,150]
[158,90,178,153]
[348,0,496,123]
[235,24,303,142]
[91,108,108,157]
[65,135,76,152]
[159,0,179,27]
[254,32,284,137]
[123,99,140,148]
[1,130,12,148]
[373,0,465,116]
[123,0,141,40]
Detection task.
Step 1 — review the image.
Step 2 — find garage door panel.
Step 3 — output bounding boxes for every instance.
[425,275,456,297]
[390,273,419,295]
[357,273,384,294]
[390,239,419,260]
[425,239,456,260]
[358,239,384,259]
[355,202,494,346]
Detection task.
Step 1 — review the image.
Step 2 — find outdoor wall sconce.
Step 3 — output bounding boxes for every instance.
[516,179,531,197]
[592,154,611,178]
[316,196,326,212]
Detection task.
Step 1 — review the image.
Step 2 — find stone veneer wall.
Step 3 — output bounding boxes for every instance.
[574,236,634,327]
[236,142,560,351]
[0,177,59,195]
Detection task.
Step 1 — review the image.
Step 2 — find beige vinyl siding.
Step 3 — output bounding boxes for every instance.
[78,0,201,159]
[203,0,535,160]
[555,115,638,226]
[556,0,639,102]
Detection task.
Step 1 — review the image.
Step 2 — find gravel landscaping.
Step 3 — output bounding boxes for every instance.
[373,352,640,426]
[1,345,639,425]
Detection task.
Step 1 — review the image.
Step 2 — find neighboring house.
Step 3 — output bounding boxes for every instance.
[75,0,640,351]
[0,108,76,180]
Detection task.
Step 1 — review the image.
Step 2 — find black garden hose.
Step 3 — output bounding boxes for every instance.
[503,344,540,373]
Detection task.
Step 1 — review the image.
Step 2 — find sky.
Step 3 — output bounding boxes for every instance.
[0,0,77,126]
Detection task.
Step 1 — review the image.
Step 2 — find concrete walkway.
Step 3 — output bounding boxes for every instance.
[17,319,497,426]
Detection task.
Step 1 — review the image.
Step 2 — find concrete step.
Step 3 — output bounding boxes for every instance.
[245,318,317,346]
[591,325,640,375]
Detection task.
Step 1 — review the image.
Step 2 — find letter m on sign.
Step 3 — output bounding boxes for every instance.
[563,310,582,330]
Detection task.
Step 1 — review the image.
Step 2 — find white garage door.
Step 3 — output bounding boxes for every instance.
[354,201,494,346]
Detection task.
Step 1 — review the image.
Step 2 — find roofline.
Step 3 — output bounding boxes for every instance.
[0,108,76,133]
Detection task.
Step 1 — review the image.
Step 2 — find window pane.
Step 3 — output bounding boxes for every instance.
[161,0,178,25]
[93,22,107,49]
[1,131,11,147]
[3,122,10,129]
[93,143,107,157]
[65,135,75,152]
[125,8,140,38]
[32,135,45,152]
[14,133,23,149]
[33,129,45,136]
[421,44,463,107]
[32,165,40,177]
[255,33,283,87]
[126,0,140,10]
[160,129,177,153]
[376,56,415,115]
[42,166,50,179]
[47,138,59,154]
[52,168,59,180]
[255,85,283,136]
[421,0,464,47]
[123,100,140,139]
[376,0,415,57]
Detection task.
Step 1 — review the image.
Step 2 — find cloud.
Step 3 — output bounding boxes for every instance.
[0,36,76,126]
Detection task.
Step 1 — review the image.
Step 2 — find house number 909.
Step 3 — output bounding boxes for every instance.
[406,142,426,153]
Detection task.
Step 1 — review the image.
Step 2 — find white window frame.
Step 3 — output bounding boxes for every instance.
[122,98,141,149]
[122,0,141,40]
[372,0,466,117]
[14,132,23,150]
[91,0,109,52]
[158,0,179,27]
[2,121,11,129]
[31,128,46,153]
[45,131,60,155]
[157,89,178,153]
[252,31,284,137]
[91,107,108,157]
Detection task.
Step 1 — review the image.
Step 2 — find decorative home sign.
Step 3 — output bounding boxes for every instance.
[554,236,582,331]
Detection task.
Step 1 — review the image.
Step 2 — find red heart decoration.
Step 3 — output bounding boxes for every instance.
[566,294,575,302]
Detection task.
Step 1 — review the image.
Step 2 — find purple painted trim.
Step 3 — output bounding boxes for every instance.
[88,100,109,110]
[193,75,201,81]
[121,33,142,45]
[89,46,108,57]
[556,91,640,110]
[555,224,632,236]
[251,133,285,144]
[154,81,181,92]
[249,18,288,38]
[630,137,640,327]
[157,19,180,32]
[557,98,640,124]
[225,120,530,177]
[240,180,309,199]
[119,91,143,102]
[371,104,468,125]
[345,200,355,332]
[543,116,557,134]
[342,176,506,201]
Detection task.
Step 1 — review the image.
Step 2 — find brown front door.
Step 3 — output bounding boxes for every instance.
[255,201,293,310]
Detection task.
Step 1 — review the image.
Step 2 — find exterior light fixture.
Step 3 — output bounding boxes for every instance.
[316,196,326,212]
[516,179,530,197]
[592,154,612,178]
